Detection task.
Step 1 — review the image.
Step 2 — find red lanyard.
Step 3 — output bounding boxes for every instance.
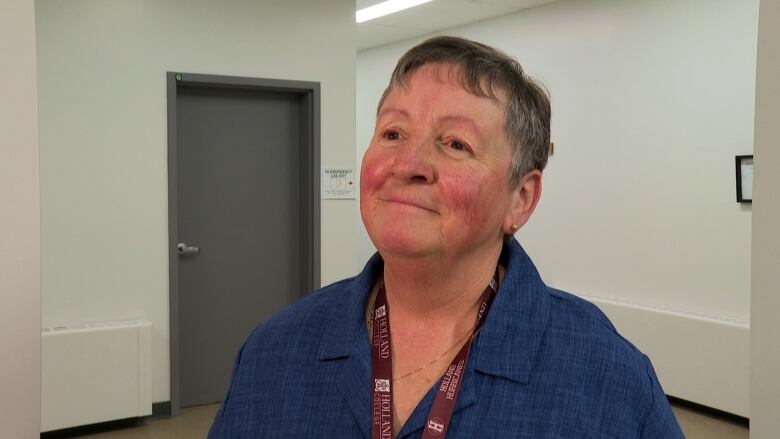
[371,270,498,439]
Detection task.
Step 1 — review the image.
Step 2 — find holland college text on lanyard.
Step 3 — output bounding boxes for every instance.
[371,269,498,439]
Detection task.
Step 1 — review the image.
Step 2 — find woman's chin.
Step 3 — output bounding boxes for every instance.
[371,229,438,259]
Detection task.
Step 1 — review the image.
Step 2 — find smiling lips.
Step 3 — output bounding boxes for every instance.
[382,197,437,213]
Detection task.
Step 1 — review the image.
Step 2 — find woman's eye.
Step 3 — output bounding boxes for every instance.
[448,140,468,151]
[383,130,400,140]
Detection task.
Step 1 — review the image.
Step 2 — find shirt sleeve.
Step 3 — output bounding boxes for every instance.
[639,355,686,439]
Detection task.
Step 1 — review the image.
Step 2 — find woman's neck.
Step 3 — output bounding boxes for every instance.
[380,242,503,333]
[371,241,505,434]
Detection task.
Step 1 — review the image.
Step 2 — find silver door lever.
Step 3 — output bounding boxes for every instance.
[177,242,200,257]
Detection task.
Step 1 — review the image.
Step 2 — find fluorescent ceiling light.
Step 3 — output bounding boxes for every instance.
[356,0,434,23]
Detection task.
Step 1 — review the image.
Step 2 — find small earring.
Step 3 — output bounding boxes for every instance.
[510,224,519,232]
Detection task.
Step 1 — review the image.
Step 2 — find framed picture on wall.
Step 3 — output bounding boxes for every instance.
[735,155,753,203]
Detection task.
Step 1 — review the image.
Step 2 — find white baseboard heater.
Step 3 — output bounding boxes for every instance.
[41,319,152,432]
[586,296,749,417]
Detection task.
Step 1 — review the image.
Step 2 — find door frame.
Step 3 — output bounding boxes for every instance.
[166,72,321,415]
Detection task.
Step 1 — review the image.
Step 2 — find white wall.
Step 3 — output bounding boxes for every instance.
[750,0,780,435]
[357,0,757,415]
[36,0,357,404]
[0,0,41,435]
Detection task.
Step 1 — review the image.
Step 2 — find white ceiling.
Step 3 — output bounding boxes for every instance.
[356,0,560,51]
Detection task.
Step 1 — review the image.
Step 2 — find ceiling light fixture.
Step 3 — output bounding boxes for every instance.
[356,0,434,23]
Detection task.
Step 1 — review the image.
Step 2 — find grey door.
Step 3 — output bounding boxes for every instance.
[169,74,320,409]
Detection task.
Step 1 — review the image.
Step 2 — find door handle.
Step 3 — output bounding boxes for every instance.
[177,242,200,257]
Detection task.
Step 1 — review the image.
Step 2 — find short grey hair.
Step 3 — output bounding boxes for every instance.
[377,36,551,185]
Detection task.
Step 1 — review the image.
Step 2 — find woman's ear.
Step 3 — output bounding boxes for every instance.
[503,170,543,235]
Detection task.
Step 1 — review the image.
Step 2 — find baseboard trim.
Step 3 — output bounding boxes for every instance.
[40,402,172,436]
[669,396,749,426]
[40,417,142,438]
[151,401,171,419]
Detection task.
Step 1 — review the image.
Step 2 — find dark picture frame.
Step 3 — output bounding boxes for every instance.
[735,155,753,203]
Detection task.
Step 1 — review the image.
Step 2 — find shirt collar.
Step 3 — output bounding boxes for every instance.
[317,252,382,361]
[472,238,550,384]
[317,239,550,385]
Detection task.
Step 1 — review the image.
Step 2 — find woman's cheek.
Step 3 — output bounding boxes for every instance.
[438,172,489,230]
[360,148,390,193]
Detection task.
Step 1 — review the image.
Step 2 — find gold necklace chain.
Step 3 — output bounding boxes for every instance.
[392,328,474,382]
[366,277,494,382]
[367,314,478,382]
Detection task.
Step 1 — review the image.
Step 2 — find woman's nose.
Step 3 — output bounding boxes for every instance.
[391,137,435,184]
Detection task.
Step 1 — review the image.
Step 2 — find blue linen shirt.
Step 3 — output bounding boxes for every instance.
[209,240,684,438]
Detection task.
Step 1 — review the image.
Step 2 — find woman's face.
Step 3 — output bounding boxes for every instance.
[360,64,518,260]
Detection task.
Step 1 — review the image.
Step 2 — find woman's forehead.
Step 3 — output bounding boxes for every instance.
[382,64,508,116]
[379,67,507,128]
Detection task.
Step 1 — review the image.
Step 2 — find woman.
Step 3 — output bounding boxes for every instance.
[209,36,683,438]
